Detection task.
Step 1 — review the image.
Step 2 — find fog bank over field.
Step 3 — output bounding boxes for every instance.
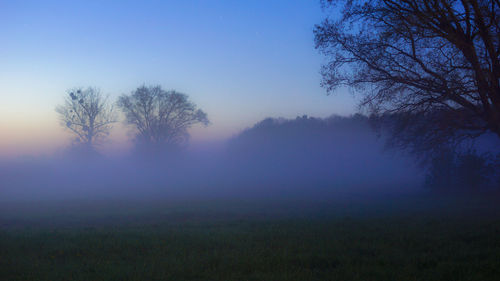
[0,115,425,203]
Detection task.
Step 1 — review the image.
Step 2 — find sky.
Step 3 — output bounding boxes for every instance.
[0,0,357,157]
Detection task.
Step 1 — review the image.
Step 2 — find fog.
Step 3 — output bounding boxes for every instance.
[0,115,423,204]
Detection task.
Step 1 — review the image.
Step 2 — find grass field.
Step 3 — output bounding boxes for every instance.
[1,196,500,281]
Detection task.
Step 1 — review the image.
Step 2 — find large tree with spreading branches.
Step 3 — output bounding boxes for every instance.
[314,0,500,151]
[117,85,209,151]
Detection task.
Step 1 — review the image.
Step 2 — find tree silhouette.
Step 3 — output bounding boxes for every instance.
[56,87,116,150]
[314,0,500,146]
[117,85,209,150]
[425,148,496,190]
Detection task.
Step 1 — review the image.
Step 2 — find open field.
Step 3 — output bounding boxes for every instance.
[1,195,500,281]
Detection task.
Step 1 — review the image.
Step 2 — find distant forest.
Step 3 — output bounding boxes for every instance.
[228,114,500,191]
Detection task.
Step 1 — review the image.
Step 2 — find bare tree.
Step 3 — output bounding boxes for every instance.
[314,0,500,146]
[56,87,116,149]
[117,85,209,149]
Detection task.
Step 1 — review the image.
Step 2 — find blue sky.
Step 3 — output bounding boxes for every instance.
[0,0,356,156]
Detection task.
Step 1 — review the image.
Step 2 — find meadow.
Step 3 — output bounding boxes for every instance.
[1,195,500,281]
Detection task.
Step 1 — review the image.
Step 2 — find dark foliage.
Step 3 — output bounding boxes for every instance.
[373,109,488,156]
[425,148,456,189]
[425,149,497,190]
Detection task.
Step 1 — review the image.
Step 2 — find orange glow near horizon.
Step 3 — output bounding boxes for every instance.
[0,108,239,159]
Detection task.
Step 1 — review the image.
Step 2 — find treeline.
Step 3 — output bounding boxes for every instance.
[228,114,500,191]
[225,114,420,191]
[1,113,498,202]
[55,89,500,191]
[1,114,423,202]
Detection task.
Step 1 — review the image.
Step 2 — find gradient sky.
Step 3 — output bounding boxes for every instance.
[0,0,356,157]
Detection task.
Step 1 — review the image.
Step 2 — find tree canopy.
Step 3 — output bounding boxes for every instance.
[117,85,209,150]
[314,0,500,145]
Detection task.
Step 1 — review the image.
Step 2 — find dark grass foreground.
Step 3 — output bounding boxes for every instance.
[1,197,500,281]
